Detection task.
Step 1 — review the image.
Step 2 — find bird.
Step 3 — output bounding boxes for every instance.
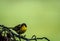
[13,23,27,34]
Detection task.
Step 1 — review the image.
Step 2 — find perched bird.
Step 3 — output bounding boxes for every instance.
[13,23,27,34]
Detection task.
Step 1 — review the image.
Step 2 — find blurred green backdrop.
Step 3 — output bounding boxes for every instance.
[0,0,60,41]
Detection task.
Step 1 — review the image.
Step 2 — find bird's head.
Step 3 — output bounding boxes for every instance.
[13,23,27,34]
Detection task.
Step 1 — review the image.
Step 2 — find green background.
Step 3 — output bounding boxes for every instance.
[0,0,60,41]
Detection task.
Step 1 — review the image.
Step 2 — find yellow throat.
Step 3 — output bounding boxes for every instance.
[20,25,27,32]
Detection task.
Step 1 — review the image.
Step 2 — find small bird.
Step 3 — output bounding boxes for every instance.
[13,23,27,34]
